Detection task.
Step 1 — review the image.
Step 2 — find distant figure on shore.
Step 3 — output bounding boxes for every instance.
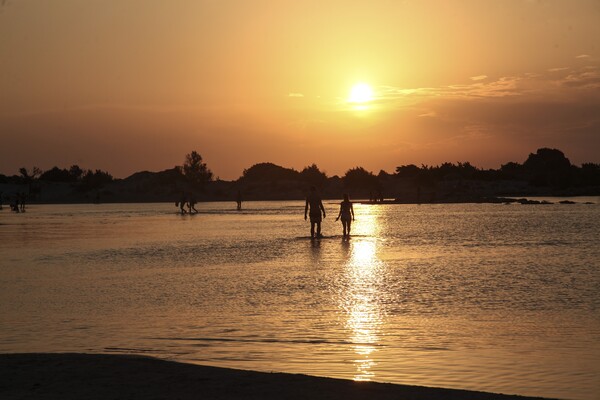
[236,190,242,210]
[304,186,326,239]
[177,192,187,214]
[11,194,20,213]
[335,194,355,237]
[188,193,198,214]
[0,191,3,210]
[19,192,26,212]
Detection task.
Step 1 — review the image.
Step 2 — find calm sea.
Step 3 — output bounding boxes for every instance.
[1,200,599,399]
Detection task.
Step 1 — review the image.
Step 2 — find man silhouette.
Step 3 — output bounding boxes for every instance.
[236,190,242,210]
[304,186,326,239]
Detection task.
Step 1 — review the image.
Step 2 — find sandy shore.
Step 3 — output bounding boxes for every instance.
[0,353,555,400]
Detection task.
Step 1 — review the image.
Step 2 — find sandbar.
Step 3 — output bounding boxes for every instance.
[0,353,555,400]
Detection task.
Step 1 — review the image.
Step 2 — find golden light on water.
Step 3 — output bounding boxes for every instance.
[352,240,377,265]
[342,208,386,381]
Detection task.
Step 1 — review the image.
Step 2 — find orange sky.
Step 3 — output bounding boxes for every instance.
[1,0,599,179]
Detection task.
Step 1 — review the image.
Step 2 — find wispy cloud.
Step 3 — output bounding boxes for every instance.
[374,63,600,108]
[288,93,304,97]
[576,54,591,59]
[470,75,488,81]
[376,76,522,104]
[561,68,600,89]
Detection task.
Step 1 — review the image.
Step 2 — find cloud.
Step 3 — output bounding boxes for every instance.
[372,61,600,166]
[561,68,600,89]
[470,75,488,81]
[377,76,523,105]
[288,93,304,97]
[576,54,591,59]
[375,61,600,110]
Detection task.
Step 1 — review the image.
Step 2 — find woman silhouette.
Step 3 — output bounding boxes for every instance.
[335,194,355,237]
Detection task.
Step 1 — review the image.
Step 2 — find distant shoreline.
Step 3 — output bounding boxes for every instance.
[358,196,597,205]
[2,148,599,205]
[0,353,554,400]
[3,195,597,207]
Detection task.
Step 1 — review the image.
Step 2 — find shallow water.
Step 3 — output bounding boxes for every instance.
[1,201,599,399]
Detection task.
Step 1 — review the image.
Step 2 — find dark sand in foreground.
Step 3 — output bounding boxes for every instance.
[0,353,555,400]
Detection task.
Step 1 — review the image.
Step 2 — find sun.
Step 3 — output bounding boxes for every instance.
[348,83,374,103]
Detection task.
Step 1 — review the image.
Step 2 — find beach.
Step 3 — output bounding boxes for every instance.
[0,353,553,400]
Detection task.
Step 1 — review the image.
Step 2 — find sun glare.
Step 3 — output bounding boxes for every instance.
[349,83,374,103]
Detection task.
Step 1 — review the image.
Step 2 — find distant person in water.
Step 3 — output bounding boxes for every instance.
[177,192,187,214]
[19,192,26,212]
[335,194,355,237]
[236,190,242,210]
[304,186,326,239]
[188,193,198,214]
[11,194,19,213]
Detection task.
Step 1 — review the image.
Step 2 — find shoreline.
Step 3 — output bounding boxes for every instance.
[0,353,555,400]
[3,194,598,207]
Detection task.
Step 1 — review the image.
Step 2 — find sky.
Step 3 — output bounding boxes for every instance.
[1,0,599,180]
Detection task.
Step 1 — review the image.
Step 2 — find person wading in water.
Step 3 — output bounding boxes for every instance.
[335,193,355,238]
[304,186,326,239]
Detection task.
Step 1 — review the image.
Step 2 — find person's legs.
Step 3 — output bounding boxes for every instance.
[316,222,322,237]
[342,221,348,236]
[310,222,315,238]
[347,219,352,236]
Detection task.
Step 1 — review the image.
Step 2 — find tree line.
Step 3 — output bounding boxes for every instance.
[1,148,599,196]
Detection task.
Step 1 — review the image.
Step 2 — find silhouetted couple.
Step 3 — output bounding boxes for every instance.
[304,187,354,239]
[176,192,198,214]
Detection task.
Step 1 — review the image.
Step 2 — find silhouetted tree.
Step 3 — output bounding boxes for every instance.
[524,148,571,171]
[80,169,113,190]
[18,166,42,182]
[456,162,478,179]
[579,163,600,186]
[300,164,327,188]
[395,164,421,178]
[523,148,572,187]
[183,151,213,186]
[40,166,72,182]
[242,163,299,182]
[343,167,379,193]
[499,162,523,179]
[69,165,84,181]
[378,170,392,179]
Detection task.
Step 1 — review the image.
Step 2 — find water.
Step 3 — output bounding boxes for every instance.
[1,201,599,400]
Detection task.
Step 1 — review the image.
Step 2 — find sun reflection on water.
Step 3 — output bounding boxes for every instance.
[342,208,386,381]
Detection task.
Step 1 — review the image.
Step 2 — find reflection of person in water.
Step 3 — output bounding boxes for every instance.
[304,186,326,239]
[236,190,242,210]
[335,194,355,237]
